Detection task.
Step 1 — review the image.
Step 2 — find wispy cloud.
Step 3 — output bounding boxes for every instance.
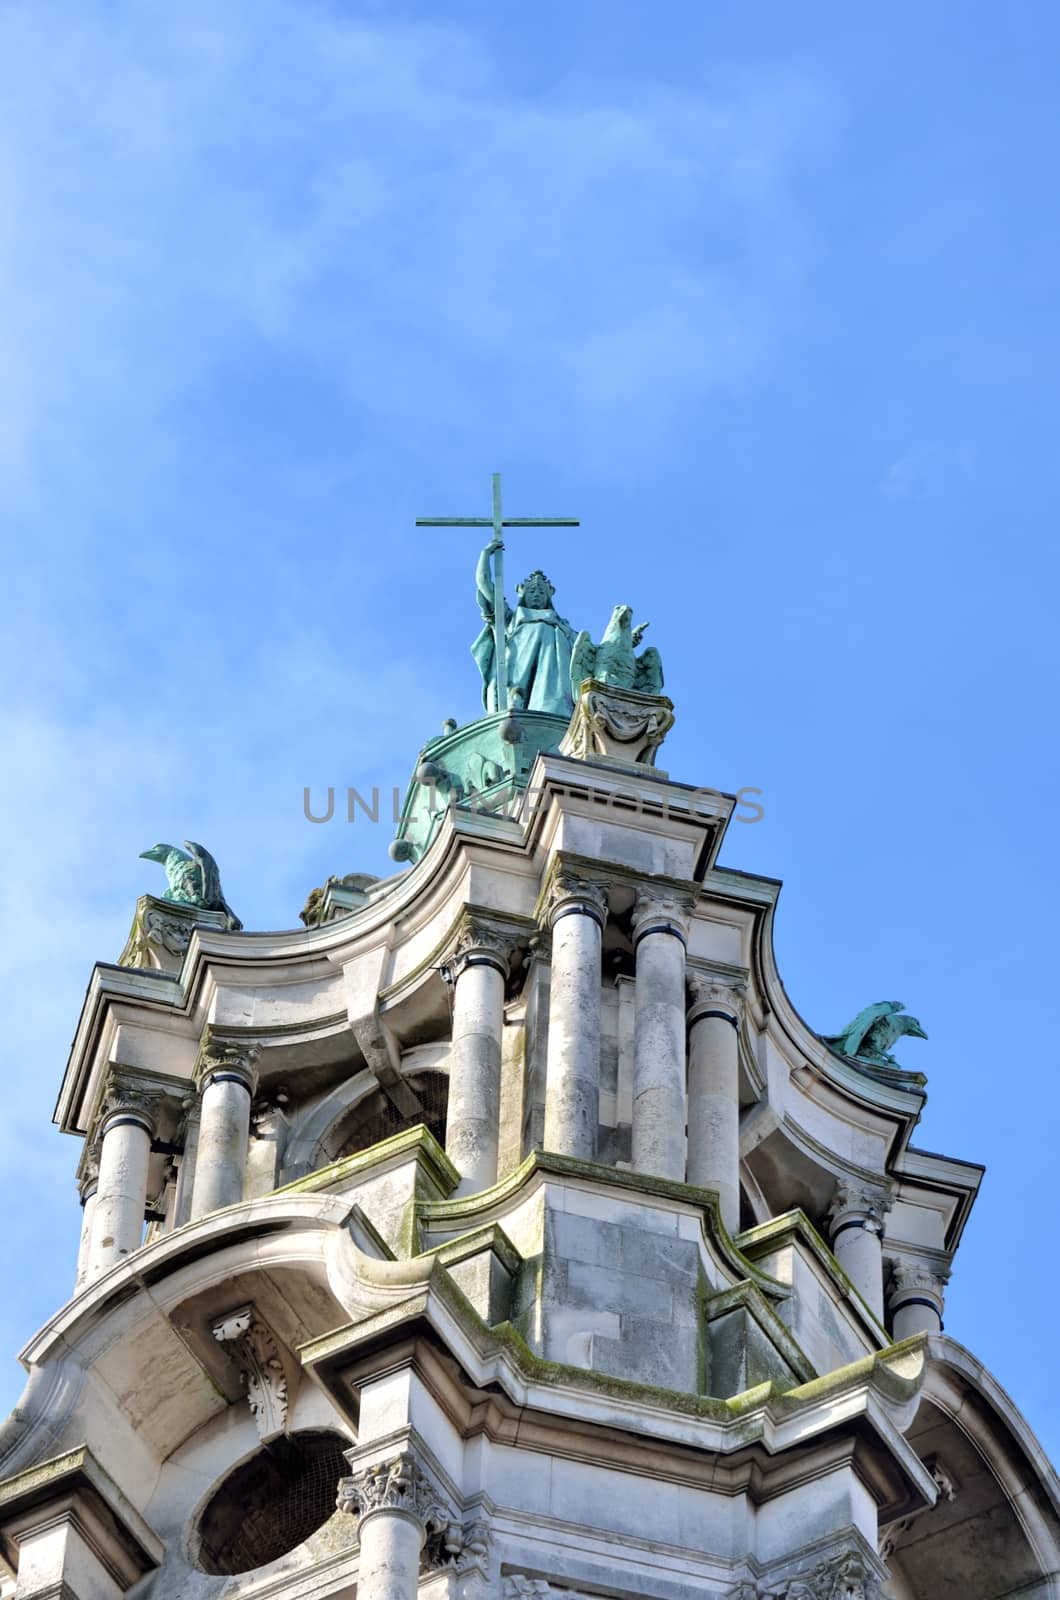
[0,1,833,491]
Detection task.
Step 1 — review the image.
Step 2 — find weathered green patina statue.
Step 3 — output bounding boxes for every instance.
[472,537,578,716]
[823,1001,927,1066]
[569,604,664,697]
[140,840,242,931]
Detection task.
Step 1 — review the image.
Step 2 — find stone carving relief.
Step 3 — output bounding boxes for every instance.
[545,869,609,928]
[336,1449,450,1537]
[212,1304,289,1441]
[687,971,747,1020]
[828,1178,894,1238]
[196,1033,260,1091]
[560,681,675,768]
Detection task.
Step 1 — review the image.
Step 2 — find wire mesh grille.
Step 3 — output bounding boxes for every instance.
[336,1070,448,1159]
[196,1430,350,1576]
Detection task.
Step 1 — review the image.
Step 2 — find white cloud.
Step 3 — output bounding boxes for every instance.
[0,1,833,491]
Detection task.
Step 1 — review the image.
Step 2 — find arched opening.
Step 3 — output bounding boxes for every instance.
[333,1069,449,1160]
[193,1429,350,1576]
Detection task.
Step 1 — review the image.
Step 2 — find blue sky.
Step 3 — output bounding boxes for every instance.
[2,0,1058,1458]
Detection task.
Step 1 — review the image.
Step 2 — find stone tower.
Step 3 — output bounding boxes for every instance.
[1,525,1058,1600]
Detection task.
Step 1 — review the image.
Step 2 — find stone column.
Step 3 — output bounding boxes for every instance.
[190,1039,259,1220]
[86,1072,161,1280]
[445,917,513,1194]
[631,889,694,1182]
[888,1260,948,1339]
[543,872,608,1160]
[74,1150,100,1292]
[337,1448,449,1600]
[827,1179,892,1324]
[686,974,745,1233]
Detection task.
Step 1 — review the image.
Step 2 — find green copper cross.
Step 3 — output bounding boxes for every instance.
[417,473,579,714]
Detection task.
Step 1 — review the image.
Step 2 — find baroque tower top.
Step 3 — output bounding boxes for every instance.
[1,479,1057,1600]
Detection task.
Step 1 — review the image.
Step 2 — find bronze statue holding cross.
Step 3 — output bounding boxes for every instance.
[417,474,581,718]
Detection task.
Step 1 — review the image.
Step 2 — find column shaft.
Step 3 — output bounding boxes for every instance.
[687,1004,741,1232]
[87,1115,152,1277]
[191,1072,253,1218]
[544,898,604,1160]
[632,925,687,1181]
[74,1185,98,1291]
[891,1299,941,1340]
[356,1511,424,1600]
[833,1224,884,1321]
[828,1180,890,1324]
[447,956,505,1193]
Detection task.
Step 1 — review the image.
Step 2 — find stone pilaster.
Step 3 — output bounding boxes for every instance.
[827,1178,893,1324]
[443,912,520,1194]
[337,1446,451,1600]
[887,1257,949,1339]
[542,869,609,1160]
[190,1034,259,1220]
[85,1069,163,1280]
[686,972,746,1233]
[631,887,695,1181]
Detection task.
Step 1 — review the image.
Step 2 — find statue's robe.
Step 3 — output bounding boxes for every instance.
[472,604,576,717]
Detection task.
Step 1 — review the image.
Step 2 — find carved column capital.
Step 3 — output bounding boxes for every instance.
[195,1031,260,1095]
[445,910,525,982]
[687,971,747,1028]
[828,1176,894,1240]
[212,1303,289,1440]
[631,884,697,947]
[336,1446,450,1540]
[77,1147,100,1202]
[887,1256,950,1313]
[545,868,609,930]
[98,1067,165,1139]
[778,1549,888,1600]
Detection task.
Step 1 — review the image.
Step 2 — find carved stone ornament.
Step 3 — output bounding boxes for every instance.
[445,911,524,981]
[632,885,697,941]
[119,894,230,974]
[504,1580,595,1600]
[769,1551,888,1600]
[195,1032,260,1093]
[687,971,747,1022]
[212,1304,289,1441]
[827,1177,893,1237]
[888,1258,949,1305]
[545,869,609,928]
[559,680,675,769]
[422,1514,491,1576]
[98,1069,165,1137]
[336,1449,450,1537]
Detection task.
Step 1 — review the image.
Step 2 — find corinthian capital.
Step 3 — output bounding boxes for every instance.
[828,1176,893,1237]
[687,970,747,1025]
[545,868,609,929]
[336,1447,450,1537]
[445,909,527,981]
[631,884,697,945]
[195,1030,260,1093]
[98,1067,165,1137]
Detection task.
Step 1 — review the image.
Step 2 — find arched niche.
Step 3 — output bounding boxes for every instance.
[884,1341,1060,1598]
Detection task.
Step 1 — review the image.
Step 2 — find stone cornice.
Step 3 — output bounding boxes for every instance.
[298,1273,935,1523]
[0,1444,163,1586]
[736,1209,890,1344]
[416,1148,788,1303]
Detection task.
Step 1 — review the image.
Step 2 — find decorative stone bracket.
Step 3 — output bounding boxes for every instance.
[211,1304,289,1441]
[560,680,675,769]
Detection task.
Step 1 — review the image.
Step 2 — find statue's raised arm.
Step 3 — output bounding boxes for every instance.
[475,536,508,623]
